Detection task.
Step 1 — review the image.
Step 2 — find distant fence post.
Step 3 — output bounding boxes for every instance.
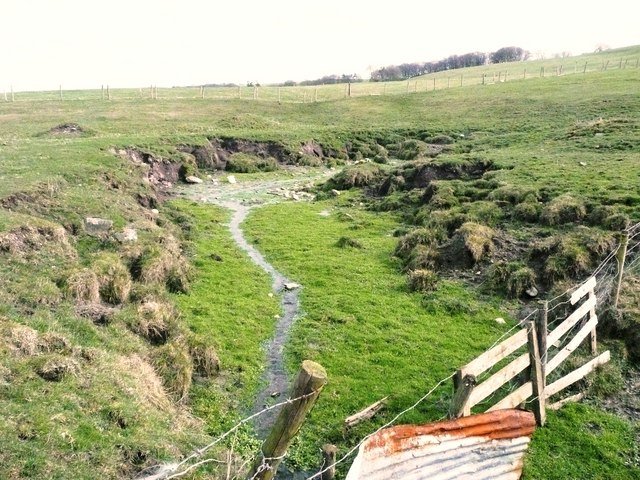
[584,62,588,73]
[314,87,318,102]
[238,85,241,99]
[613,232,630,309]
[432,77,435,90]
[278,87,281,104]
[107,85,111,101]
[11,85,15,102]
[321,444,337,480]
[449,371,476,418]
[101,85,105,100]
[3,89,7,102]
[527,322,546,426]
[250,361,327,480]
[59,85,63,100]
[348,82,351,97]
[540,67,544,77]
[460,74,463,87]
[482,73,485,85]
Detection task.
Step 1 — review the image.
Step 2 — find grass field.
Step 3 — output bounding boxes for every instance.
[0,46,639,478]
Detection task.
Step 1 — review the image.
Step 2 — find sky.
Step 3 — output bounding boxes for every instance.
[1,0,639,91]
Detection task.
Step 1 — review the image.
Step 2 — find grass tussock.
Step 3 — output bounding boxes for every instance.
[93,253,132,304]
[336,236,364,249]
[541,194,587,225]
[489,261,537,298]
[407,269,439,293]
[455,222,495,263]
[134,300,177,344]
[134,238,191,293]
[63,268,100,303]
[153,338,193,402]
[9,324,40,356]
[226,152,279,173]
[325,163,383,190]
[36,355,80,381]
[188,336,221,378]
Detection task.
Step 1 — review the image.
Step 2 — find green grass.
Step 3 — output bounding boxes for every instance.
[524,403,640,479]
[0,45,639,478]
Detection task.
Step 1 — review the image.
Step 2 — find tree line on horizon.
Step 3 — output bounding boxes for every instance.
[273,46,529,87]
[370,46,530,82]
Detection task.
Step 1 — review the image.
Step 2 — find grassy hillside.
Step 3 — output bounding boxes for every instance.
[0,48,639,478]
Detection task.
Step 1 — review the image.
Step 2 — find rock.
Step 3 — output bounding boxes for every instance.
[595,132,604,137]
[495,317,506,325]
[84,217,113,236]
[206,174,213,180]
[284,282,301,291]
[114,228,137,243]
[579,161,587,166]
[330,189,341,197]
[185,176,203,184]
[268,292,274,298]
[318,210,331,217]
[525,286,539,298]
[227,175,237,184]
[270,391,280,398]
[150,208,160,215]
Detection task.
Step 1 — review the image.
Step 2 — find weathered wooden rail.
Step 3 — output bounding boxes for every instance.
[450,276,609,425]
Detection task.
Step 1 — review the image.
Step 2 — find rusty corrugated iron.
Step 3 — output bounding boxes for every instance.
[346,409,536,480]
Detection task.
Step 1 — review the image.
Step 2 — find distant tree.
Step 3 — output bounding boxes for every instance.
[370,51,487,81]
[594,44,610,53]
[283,80,297,87]
[490,46,529,63]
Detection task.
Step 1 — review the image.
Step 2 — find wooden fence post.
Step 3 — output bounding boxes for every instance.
[536,300,548,378]
[101,85,105,100]
[527,322,546,426]
[321,444,337,480]
[11,85,15,102]
[613,232,630,309]
[449,371,476,418]
[251,361,327,480]
[314,87,318,102]
[3,89,7,102]
[59,85,63,100]
[107,85,111,101]
[432,77,435,90]
[523,68,527,79]
[348,82,351,97]
[584,62,588,73]
[460,74,463,87]
[482,73,485,85]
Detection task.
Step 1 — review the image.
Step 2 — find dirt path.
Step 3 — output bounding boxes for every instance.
[176,169,330,433]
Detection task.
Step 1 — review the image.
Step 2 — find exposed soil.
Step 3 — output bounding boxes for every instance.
[46,123,87,136]
[179,138,326,171]
[112,148,181,190]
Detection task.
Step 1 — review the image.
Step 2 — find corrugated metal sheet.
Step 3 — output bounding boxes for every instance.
[346,409,536,480]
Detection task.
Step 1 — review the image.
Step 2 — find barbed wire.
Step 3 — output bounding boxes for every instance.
[305,372,456,480]
[138,391,318,480]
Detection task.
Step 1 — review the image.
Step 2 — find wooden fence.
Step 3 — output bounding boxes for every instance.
[450,276,610,426]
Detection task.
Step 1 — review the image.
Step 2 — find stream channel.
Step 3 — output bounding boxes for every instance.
[176,169,331,436]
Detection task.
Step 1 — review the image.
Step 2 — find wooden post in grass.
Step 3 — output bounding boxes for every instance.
[584,62,588,73]
[603,60,609,71]
[107,85,111,101]
[101,85,104,100]
[201,85,205,99]
[527,322,546,426]
[536,300,548,379]
[238,85,241,99]
[540,67,544,77]
[523,68,527,79]
[59,85,62,100]
[450,371,476,418]
[406,80,409,93]
[613,232,630,310]
[321,444,337,480]
[460,74,463,87]
[482,73,485,85]
[314,87,318,102]
[3,89,7,102]
[619,58,623,69]
[11,85,14,102]
[251,361,327,480]
[348,82,351,97]
[432,77,435,90]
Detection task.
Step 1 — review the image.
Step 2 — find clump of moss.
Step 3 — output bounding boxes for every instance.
[153,338,193,402]
[63,268,100,303]
[325,163,384,190]
[541,194,587,225]
[407,269,439,293]
[489,261,538,298]
[93,252,132,304]
[226,153,278,173]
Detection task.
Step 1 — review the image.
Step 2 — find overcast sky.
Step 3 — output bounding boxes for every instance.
[2,0,638,91]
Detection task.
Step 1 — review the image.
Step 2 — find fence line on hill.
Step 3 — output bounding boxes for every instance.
[3,56,639,104]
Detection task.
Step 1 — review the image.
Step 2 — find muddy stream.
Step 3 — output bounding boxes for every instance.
[176,169,331,436]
